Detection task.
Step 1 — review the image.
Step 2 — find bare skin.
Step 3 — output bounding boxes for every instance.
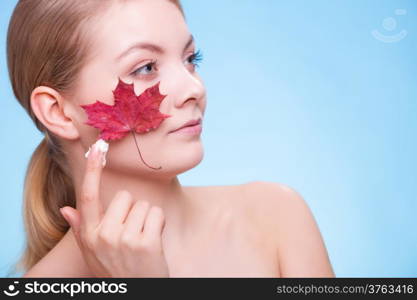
[23,181,334,277]
[24,0,335,277]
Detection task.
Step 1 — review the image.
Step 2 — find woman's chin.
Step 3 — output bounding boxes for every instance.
[109,141,204,178]
[164,141,204,175]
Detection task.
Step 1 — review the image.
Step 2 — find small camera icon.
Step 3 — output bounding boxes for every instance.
[3,281,20,297]
[371,9,407,43]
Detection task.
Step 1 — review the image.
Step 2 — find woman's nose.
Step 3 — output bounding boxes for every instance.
[162,63,205,108]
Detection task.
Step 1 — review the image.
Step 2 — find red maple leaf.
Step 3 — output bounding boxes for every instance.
[80,78,171,170]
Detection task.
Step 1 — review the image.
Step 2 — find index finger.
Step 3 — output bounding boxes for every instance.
[79,139,109,231]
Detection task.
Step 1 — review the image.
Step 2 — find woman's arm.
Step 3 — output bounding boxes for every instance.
[246,181,335,277]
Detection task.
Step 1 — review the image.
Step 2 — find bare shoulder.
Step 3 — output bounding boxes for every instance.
[22,229,93,277]
[239,181,335,277]
[240,181,310,220]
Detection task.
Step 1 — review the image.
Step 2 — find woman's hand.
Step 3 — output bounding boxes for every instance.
[59,139,170,277]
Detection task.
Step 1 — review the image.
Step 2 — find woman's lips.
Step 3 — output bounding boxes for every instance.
[169,122,202,135]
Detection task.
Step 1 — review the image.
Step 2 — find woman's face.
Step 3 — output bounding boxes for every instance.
[70,0,206,177]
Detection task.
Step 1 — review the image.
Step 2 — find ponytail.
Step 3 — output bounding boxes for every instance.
[13,134,76,274]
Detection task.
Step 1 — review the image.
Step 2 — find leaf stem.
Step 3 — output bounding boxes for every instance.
[131,130,162,170]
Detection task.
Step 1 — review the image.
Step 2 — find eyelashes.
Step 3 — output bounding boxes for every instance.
[130,48,204,78]
[188,48,203,68]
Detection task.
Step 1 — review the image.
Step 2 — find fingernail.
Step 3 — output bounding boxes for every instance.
[59,207,66,219]
[60,209,71,227]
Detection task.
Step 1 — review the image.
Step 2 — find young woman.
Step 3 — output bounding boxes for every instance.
[7,0,335,277]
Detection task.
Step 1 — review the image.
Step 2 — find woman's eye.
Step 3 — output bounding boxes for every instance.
[187,49,203,69]
[131,61,156,77]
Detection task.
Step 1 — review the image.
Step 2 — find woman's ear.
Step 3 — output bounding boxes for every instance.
[30,86,80,140]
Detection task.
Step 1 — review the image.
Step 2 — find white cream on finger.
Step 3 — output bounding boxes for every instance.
[84,139,109,167]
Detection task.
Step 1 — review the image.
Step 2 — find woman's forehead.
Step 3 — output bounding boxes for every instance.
[90,0,188,59]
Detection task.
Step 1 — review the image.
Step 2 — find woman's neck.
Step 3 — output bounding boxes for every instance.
[70,163,198,239]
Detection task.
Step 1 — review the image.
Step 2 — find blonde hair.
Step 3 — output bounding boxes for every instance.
[6,0,184,276]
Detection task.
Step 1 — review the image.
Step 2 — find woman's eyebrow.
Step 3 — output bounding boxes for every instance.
[115,34,194,62]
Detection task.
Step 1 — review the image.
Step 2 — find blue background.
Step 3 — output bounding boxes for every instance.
[1,0,416,277]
